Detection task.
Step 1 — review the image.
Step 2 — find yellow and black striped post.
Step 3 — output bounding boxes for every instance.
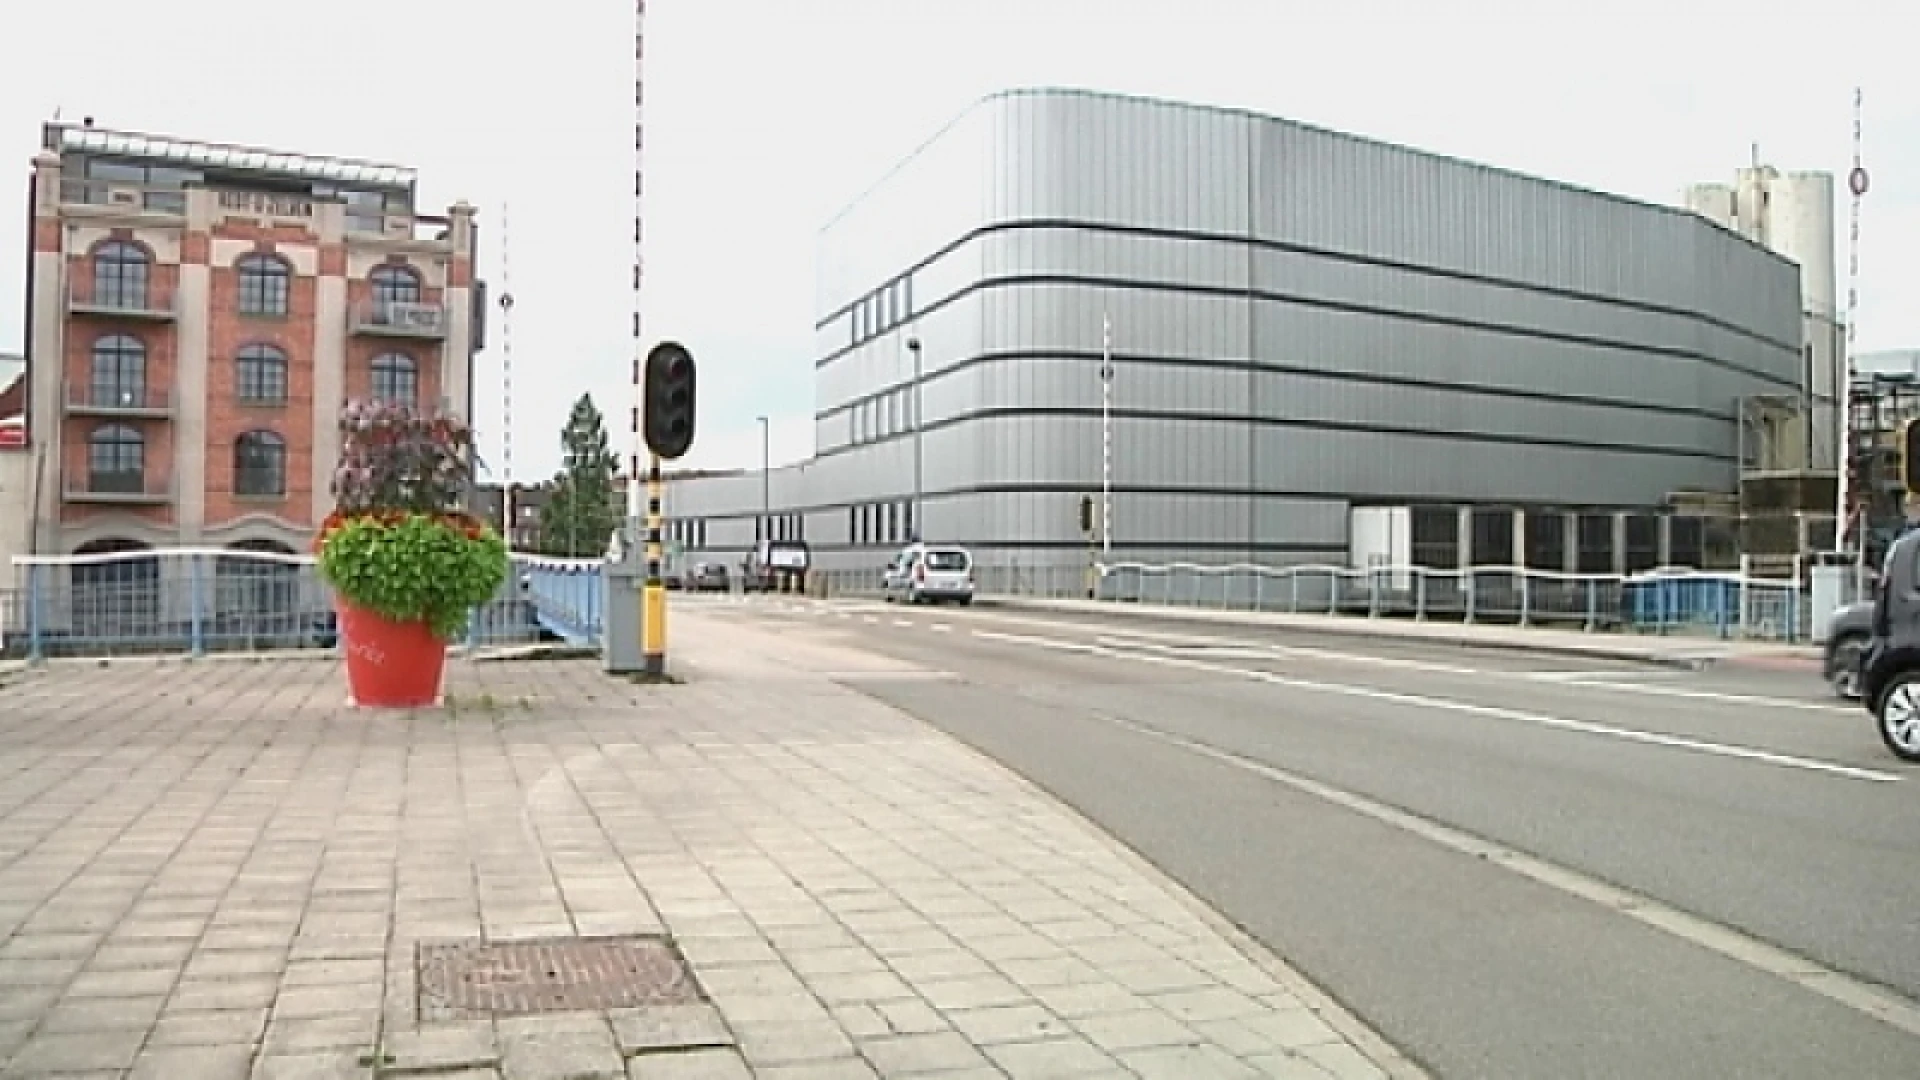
[642,454,667,676]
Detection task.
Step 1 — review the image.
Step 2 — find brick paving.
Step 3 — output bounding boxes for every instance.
[0,608,1415,1079]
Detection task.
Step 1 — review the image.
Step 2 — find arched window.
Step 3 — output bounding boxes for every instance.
[71,537,159,639]
[89,335,146,409]
[371,353,417,406]
[87,424,144,494]
[93,241,150,310]
[236,344,288,405]
[216,538,304,646]
[234,431,287,497]
[370,264,421,308]
[236,253,291,317]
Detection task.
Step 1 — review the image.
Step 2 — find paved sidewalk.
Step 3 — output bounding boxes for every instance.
[981,595,1819,670]
[0,610,1415,1079]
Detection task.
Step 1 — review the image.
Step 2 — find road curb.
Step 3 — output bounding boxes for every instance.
[975,596,1732,671]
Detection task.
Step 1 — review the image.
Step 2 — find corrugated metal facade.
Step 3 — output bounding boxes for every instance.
[664,89,1804,576]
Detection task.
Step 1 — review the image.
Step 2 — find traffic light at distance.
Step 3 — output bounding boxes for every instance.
[1079,495,1094,535]
[1896,417,1920,491]
[642,342,696,460]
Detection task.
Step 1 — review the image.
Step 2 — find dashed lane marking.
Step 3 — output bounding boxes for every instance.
[971,629,1898,784]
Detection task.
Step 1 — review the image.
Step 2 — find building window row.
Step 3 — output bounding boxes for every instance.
[849,385,913,447]
[81,425,288,498]
[761,514,803,544]
[86,242,422,321]
[63,157,411,224]
[669,518,708,549]
[849,274,913,347]
[86,335,405,410]
[849,499,912,547]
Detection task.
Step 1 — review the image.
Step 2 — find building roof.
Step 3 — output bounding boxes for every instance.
[824,86,1797,273]
[45,122,415,192]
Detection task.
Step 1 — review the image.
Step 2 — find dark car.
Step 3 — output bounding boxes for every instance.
[1856,530,1920,761]
[1823,600,1874,700]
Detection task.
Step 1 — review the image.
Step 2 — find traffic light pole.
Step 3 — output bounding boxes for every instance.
[643,454,666,676]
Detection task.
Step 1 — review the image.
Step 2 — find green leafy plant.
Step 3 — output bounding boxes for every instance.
[318,513,507,639]
[315,401,509,639]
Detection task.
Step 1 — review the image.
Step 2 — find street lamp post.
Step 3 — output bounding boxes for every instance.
[1100,312,1113,558]
[757,415,770,555]
[907,337,923,542]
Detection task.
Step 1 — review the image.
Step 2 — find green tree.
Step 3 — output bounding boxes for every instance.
[539,394,621,557]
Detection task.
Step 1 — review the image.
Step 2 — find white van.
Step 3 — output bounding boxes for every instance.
[882,543,975,605]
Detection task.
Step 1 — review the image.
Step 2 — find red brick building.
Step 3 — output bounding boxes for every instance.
[18,121,483,564]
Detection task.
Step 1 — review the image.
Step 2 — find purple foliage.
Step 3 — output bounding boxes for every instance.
[331,399,473,514]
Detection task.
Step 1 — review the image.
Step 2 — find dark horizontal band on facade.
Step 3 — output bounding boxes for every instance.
[813,217,1804,362]
[681,538,1341,557]
[818,271,1801,396]
[815,348,1738,426]
[674,480,1703,524]
[810,404,1734,465]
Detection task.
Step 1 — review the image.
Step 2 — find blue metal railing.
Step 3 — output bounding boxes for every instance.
[3,549,605,661]
[1088,562,1806,642]
[511,556,604,646]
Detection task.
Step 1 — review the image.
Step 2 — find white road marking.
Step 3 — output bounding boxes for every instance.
[770,603,1847,715]
[970,630,1897,784]
[861,616,880,624]
[821,669,957,681]
[892,619,915,628]
[1098,712,1920,1041]
[1513,678,1851,714]
[930,624,953,633]
[989,618,1848,715]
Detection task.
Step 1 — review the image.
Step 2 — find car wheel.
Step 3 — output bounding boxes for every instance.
[1875,671,1920,762]
[1828,634,1867,700]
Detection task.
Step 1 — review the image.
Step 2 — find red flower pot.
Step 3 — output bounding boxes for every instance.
[336,601,447,708]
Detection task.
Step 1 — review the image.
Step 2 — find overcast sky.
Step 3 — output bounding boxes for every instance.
[1,0,1914,479]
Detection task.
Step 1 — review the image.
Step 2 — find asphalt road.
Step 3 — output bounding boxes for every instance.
[685,594,1920,1079]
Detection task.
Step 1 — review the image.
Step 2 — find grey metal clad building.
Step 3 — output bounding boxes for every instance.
[663,88,1804,581]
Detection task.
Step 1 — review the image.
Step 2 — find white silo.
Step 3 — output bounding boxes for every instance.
[1683,165,1841,471]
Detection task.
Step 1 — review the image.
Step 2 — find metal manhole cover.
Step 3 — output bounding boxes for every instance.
[417,935,705,1019]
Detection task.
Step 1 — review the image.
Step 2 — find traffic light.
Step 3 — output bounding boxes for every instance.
[1079,494,1094,535]
[642,342,696,460]
[1903,419,1920,494]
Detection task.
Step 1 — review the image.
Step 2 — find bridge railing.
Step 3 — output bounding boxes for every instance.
[2,549,587,660]
[510,555,604,646]
[1085,561,1807,642]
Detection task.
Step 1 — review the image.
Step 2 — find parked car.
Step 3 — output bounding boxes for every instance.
[882,543,975,605]
[1823,600,1873,700]
[1856,530,1920,761]
[687,562,731,593]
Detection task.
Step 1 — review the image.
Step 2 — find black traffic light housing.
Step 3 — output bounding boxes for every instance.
[642,342,696,460]
[1902,419,1920,494]
[1079,494,1094,535]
